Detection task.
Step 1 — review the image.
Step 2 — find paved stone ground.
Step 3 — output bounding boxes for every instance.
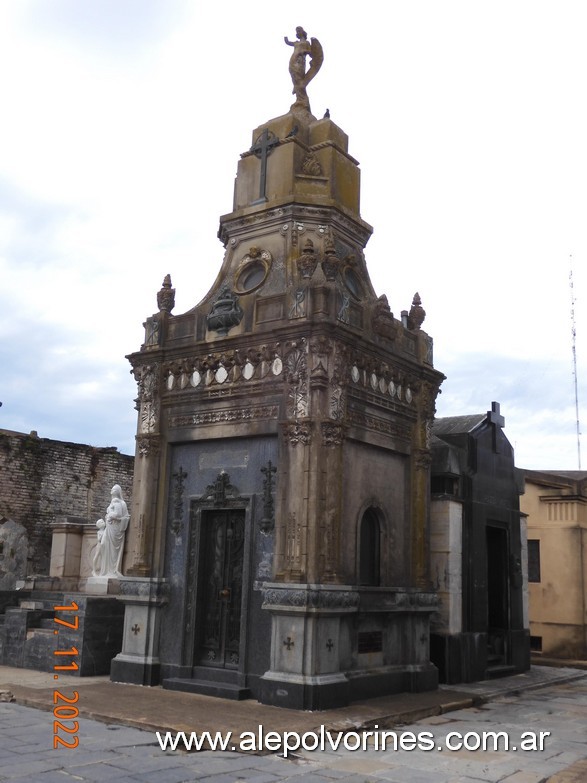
[0,677,586,782]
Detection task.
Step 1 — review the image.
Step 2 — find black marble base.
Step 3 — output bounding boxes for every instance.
[163,677,251,700]
[259,676,350,711]
[431,630,531,685]
[110,657,161,686]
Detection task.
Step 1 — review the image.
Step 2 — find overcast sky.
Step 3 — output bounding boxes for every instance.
[1,1,585,470]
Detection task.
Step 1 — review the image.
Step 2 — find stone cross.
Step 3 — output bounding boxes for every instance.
[251,128,279,203]
[487,401,505,452]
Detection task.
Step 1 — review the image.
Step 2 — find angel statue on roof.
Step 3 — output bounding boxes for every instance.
[284,27,323,115]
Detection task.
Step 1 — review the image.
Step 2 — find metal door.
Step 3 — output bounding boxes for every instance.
[197,509,245,667]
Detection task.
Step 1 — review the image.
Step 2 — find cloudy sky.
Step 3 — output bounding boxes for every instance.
[1,1,585,469]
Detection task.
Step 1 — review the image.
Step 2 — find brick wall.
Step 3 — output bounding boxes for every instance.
[0,429,134,578]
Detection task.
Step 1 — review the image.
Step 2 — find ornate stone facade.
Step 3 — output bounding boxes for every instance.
[115,31,444,708]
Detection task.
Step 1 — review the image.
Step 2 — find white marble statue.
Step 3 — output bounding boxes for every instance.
[92,484,129,577]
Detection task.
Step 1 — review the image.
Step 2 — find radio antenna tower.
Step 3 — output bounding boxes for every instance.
[570,263,582,469]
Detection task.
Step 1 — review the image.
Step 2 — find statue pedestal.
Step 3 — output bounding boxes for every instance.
[84,576,121,595]
[110,578,169,686]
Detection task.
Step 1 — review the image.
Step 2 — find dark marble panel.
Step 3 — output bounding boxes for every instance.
[160,436,277,682]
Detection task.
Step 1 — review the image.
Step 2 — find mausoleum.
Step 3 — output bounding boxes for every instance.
[111,28,445,709]
[429,404,530,683]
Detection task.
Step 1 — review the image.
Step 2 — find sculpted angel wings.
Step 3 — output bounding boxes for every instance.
[284,27,324,113]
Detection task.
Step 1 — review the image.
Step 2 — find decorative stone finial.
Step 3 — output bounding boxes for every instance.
[321,235,340,281]
[372,294,396,340]
[284,27,323,116]
[407,292,426,330]
[157,274,175,313]
[206,286,243,336]
[296,238,318,279]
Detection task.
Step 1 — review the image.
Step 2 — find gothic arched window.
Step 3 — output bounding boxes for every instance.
[359,508,380,586]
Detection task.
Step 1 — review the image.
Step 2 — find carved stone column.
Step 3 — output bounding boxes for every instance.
[126,362,162,577]
[260,584,359,710]
[410,379,438,588]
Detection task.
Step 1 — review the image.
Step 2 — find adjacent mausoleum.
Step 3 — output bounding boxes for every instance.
[429,404,530,683]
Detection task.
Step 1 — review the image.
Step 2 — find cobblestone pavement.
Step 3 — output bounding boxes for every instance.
[0,677,586,783]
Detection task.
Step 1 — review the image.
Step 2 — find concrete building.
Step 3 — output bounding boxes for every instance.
[520,469,587,660]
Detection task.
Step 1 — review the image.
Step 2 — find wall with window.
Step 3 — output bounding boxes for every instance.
[341,441,407,586]
[521,471,587,660]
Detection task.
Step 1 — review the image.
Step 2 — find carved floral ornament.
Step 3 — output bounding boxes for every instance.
[132,363,159,403]
[136,434,160,458]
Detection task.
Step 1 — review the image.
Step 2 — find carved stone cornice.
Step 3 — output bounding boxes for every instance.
[118,578,170,603]
[262,585,359,610]
[162,342,286,393]
[347,409,411,442]
[218,202,373,253]
[169,404,279,429]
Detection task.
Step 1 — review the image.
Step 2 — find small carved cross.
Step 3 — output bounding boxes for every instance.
[283,636,294,650]
[131,624,141,635]
[251,128,279,203]
[173,465,188,487]
[326,638,334,652]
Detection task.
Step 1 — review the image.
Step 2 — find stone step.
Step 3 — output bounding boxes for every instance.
[162,678,251,701]
[26,627,54,640]
[19,601,45,610]
[486,664,517,679]
[191,665,243,685]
